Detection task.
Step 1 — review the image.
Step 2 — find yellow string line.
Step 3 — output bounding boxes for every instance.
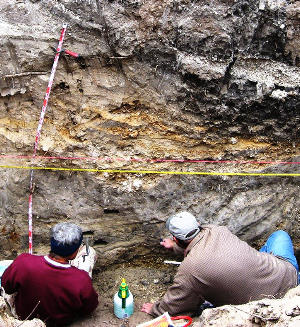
[0,165,299,177]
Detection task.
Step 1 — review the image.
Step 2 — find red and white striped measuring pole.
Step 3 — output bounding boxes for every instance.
[28,23,68,254]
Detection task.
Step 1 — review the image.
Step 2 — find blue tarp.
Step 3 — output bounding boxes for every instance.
[0,260,13,287]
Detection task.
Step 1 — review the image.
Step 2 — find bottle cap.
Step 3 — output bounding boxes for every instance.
[119,278,129,299]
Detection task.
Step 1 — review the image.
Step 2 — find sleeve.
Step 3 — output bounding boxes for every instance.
[78,277,99,316]
[1,255,24,295]
[150,264,205,317]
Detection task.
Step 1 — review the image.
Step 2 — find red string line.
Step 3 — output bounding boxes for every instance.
[0,154,299,165]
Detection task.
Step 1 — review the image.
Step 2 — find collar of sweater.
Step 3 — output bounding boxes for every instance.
[44,255,71,268]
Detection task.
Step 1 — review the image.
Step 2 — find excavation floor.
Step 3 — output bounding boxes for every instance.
[69,256,197,326]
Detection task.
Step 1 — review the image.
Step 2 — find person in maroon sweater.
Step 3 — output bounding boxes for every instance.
[1,222,99,326]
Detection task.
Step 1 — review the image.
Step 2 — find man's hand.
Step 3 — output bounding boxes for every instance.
[141,302,153,314]
[160,238,175,250]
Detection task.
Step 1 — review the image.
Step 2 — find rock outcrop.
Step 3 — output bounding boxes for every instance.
[197,285,300,327]
[0,297,45,327]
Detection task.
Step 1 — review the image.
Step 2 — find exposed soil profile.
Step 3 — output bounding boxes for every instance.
[0,0,300,326]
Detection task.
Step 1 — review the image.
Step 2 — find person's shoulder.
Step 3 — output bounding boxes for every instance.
[204,224,232,234]
[202,224,225,229]
[196,225,225,237]
[15,253,32,260]
[14,253,43,263]
[18,253,42,258]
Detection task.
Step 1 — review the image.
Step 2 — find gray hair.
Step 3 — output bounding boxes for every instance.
[50,222,82,245]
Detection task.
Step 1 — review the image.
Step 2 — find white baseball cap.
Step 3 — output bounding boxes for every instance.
[166,211,200,240]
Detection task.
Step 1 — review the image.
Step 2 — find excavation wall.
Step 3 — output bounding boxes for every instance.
[0,0,299,265]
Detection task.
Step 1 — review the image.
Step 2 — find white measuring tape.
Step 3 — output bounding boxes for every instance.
[28,24,68,254]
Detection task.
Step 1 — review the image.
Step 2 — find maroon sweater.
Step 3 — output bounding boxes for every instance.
[2,254,98,326]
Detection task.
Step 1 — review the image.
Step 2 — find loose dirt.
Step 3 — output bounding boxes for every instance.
[69,255,196,326]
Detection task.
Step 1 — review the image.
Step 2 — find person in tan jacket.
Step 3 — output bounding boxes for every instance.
[141,212,299,317]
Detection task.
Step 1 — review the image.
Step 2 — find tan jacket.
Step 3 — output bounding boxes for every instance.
[151,225,298,316]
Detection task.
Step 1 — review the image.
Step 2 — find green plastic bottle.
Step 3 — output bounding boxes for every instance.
[113,278,134,319]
